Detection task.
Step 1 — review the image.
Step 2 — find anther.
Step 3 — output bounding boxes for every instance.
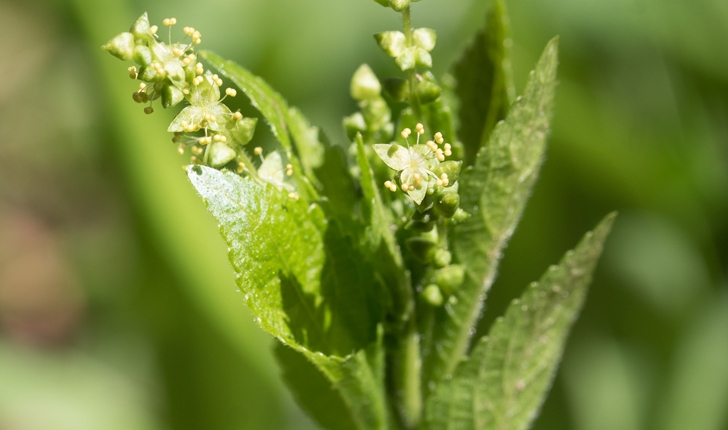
[231,112,243,121]
[434,132,444,144]
[163,18,177,26]
[226,88,237,97]
[128,66,137,79]
[177,144,185,155]
[150,25,158,35]
[401,128,412,139]
[254,147,263,155]
[415,123,425,135]
[144,106,154,115]
[285,164,293,176]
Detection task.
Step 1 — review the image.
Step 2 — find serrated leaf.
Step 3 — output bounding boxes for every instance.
[200,50,318,202]
[187,165,388,429]
[422,38,560,388]
[425,213,615,430]
[453,0,514,166]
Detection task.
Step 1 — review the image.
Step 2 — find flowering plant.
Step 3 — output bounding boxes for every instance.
[103,1,613,428]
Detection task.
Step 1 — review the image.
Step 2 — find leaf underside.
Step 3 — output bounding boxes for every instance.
[425,213,616,430]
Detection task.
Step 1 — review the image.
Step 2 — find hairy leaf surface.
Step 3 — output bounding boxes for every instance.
[425,213,615,430]
[422,38,560,388]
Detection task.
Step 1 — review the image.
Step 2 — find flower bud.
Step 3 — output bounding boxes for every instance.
[209,141,237,168]
[389,0,410,12]
[413,28,437,52]
[395,48,416,71]
[433,249,452,268]
[361,97,391,130]
[137,65,163,82]
[374,31,406,58]
[372,0,389,5]
[350,64,381,101]
[415,48,433,68]
[381,78,409,102]
[406,236,436,263]
[133,45,153,67]
[435,265,465,296]
[422,284,444,307]
[416,79,441,105]
[433,160,462,185]
[161,84,184,108]
[435,193,460,218]
[130,13,153,42]
[343,113,367,140]
[450,208,471,225]
[102,32,135,61]
[229,117,258,146]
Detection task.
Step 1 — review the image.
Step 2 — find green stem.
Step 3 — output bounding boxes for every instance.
[402,6,422,119]
[390,320,423,429]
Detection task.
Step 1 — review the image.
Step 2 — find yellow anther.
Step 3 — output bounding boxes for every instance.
[413,173,422,186]
[415,123,425,135]
[288,192,300,201]
[128,66,137,79]
[183,27,195,36]
[191,146,203,155]
[214,134,223,142]
[192,30,201,39]
[150,25,158,34]
[401,128,412,139]
[226,88,237,97]
[236,163,245,174]
[444,149,452,157]
[162,18,177,26]
[384,180,393,189]
[254,147,263,155]
[139,82,147,90]
[195,62,204,75]
[444,143,452,151]
[190,156,199,164]
[177,145,185,155]
[232,112,243,121]
[214,78,223,86]
[173,48,184,57]
[436,179,443,187]
[401,184,409,192]
[285,163,293,176]
[434,132,444,144]
[390,183,398,192]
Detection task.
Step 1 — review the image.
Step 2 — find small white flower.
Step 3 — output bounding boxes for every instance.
[373,142,439,204]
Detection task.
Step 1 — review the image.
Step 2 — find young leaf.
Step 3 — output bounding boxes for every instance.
[424,213,616,430]
[187,165,388,428]
[422,38,560,388]
[453,0,514,166]
[199,50,319,202]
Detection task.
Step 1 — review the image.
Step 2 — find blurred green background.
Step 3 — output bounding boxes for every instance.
[0,0,726,428]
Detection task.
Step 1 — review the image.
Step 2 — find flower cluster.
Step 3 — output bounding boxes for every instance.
[102,13,258,171]
[375,28,436,71]
[374,123,459,205]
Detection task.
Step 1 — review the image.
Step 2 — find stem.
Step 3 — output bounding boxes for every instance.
[390,320,423,429]
[402,6,422,119]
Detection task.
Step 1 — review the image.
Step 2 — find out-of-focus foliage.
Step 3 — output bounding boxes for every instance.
[0,0,726,429]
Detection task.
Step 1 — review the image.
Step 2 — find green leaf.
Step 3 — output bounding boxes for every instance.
[274,343,358,430]
[425,213,616,430]
[422,38,560,389]
[453,0,514,166]
[287,106,326,183]
[187,165,389,429]
[199,50,318,202]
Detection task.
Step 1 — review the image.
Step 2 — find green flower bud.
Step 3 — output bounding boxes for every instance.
[435,265,464,296]
[344,113,367,140]
[422,284,444,307]
[350,64,381,101]
[389,0,411,12]
[416,79,441,105]
[102,32,135,61]
[133,45,153,67]
[161,83,184,108]
[406,236,436,263]
[137,65,164,82]
[130,13,153,42]
[381,78,409,102]
[209,141,237,168]
[413,28,437,52]
[395,48,416,71]
[374,31,406,58]
[450,208,471,225]
[229,117,258,146]
[435,193,460,218]
[433,160,462,185]
[361,97,390,130]
[415,48,433,68]
[433,249,452,268]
